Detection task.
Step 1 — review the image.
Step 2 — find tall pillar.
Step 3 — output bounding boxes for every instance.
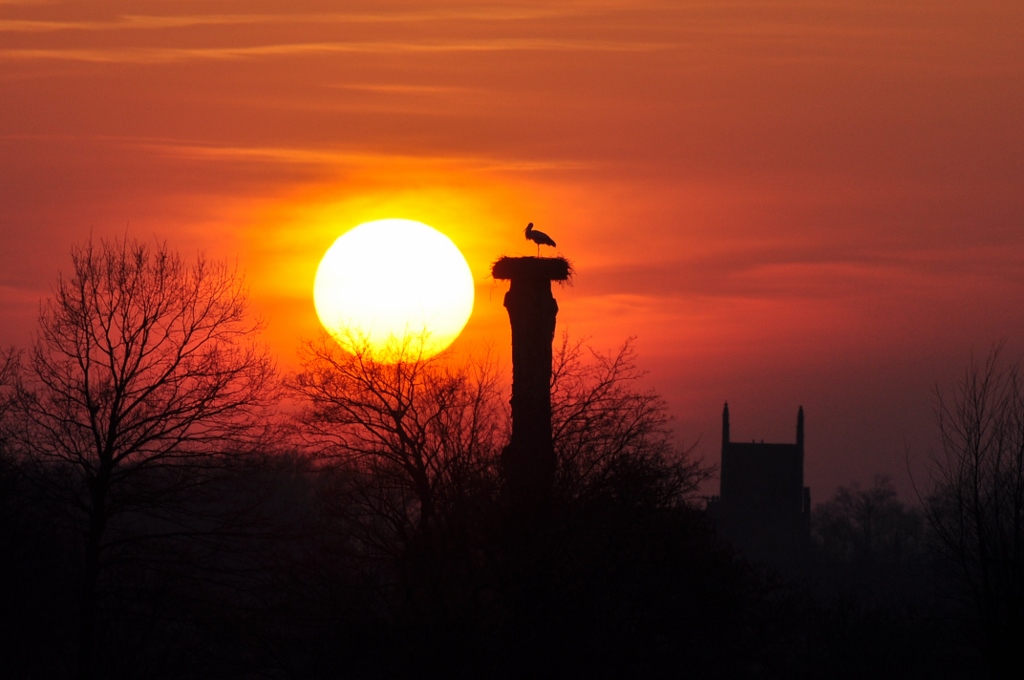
[722,401,731,449]
[492,256,570,509]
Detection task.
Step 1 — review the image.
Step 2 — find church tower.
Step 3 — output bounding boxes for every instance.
[708,404,811,574]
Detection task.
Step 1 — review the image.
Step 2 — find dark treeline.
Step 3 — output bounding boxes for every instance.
[0,237,1019,679]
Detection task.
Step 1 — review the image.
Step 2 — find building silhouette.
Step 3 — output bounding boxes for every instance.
[707,402,811,574]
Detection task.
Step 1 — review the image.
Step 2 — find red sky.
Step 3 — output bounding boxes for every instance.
[3,0,1023,500]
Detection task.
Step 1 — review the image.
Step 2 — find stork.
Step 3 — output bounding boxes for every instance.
[524,222,556,256]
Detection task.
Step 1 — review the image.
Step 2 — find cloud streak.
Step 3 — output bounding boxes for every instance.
[0,38,670,63]
[127,139,590,173]
[0,5,623,33]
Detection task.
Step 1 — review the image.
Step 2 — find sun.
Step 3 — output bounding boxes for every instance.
[313,219,475,359]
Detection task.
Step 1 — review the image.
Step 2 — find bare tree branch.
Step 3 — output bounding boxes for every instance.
[288,334,504,541]
[923,346,1024,678]
[550,334,708,508]
[9,236,277,680]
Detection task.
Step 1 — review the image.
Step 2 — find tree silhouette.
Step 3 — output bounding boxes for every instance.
[10,237,276,680]
[0,347,16,457]
[924,347,1024,679]
[550,336,707,508]
[284,332,737,677]
[813,475,924,567]
[289,334,504,546]
[289,334,707,543]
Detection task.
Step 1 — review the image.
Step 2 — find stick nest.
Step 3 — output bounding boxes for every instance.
[491,256,572,282]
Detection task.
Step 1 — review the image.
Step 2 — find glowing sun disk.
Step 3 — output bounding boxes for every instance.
[313,219,474,359]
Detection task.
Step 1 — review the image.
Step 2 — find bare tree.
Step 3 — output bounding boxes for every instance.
[924,347,1024,679]
[0,347,16,449]
[291,335,706,533]
[813,475,924,566]
[286,333,719,672]
[550,336,707,508]
[0,345,20,503]
[11,237,276,680]
[0,347,15,389]
[289,335,505,546]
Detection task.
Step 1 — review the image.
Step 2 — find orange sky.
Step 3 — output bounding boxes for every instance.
[3,0,1023,499]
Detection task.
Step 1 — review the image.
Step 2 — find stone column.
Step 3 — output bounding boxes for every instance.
[491,256,570,510]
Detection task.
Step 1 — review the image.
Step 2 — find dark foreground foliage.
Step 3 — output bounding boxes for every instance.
[0,449,788,680]
[2,320,786,679]
[0,432,1007,675]
[3,439,995,680]
[0,238,1011,679]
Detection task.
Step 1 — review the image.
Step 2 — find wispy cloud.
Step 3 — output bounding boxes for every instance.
[131,139,591,173]
[0,6,612,33]
[583,242,1024,302]
[329,83,482,95]
[0,38,668,63]
[0,0,59,6]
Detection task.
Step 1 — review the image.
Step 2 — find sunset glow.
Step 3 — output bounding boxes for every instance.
[5,3,1024,674]
[2,0,1023,498]
[313,219,474,359]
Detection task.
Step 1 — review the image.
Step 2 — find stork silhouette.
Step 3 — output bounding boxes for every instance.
[524,222,556,256]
